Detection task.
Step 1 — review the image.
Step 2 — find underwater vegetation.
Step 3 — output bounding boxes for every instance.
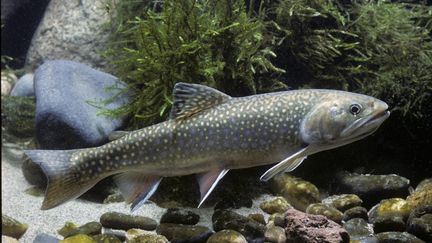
[102,0,431,129]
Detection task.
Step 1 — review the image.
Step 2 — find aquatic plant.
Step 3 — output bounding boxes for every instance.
[272,0,432,119]
[103,0,286,128]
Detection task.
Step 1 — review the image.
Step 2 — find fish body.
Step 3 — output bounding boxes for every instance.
[25,83,390,211]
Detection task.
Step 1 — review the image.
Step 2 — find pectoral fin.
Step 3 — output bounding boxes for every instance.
[113,172,162,212]
[196,168,229,208]
[260,146,309,182]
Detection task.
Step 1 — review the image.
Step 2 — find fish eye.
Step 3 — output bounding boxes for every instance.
[349,104,362,115]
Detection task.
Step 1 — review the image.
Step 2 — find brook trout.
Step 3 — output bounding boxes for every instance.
[25,83,390,211]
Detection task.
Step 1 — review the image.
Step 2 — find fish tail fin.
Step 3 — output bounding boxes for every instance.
[25,149,98,210]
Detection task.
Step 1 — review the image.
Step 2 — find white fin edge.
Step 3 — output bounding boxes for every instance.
[197,169,229,208]
[260,146,309,181]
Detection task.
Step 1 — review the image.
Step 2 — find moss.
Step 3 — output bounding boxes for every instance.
[1,95,35,138]
[103,0,286,128]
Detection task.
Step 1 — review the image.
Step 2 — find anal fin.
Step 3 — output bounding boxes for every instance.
[113,172,162,212]
[196,168,229,208]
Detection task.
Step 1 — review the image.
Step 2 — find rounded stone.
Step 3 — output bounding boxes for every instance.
[1,71,16,95]
[61,221,102,238]
[306,203,344,224]
[60,234,96,243]
[260,196,291,214]
[156,223,213,243]
[1,235,19,243]
[375,232,425,243]
[207,229,247,243]
[125,233,168,243]
[159,208,200,225]
[337,173,410,209]
[100,212,157,231]
[406,205,432,242]
[343,218,374,239]
[406,179,432,210]
[248,213,266,225]
[1,214,28,239]
[92,234,122,243]
[343,206,368,221]
[58,221,79,237]
[270,174,320,212]
[368,198,412,233]
[322,194,363,212]
[267,213,285,227]
[10,73,34,97]
[212,210,266,242]
[265,225,286,243]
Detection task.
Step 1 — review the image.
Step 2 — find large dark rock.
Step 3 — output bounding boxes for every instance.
[406,205,432,242]
[33,60,129,149]
[10,73,34,97]
[337,173,410,209]
[212,210,266,243]
[343,206,368,222]
[156,223,213,243]
[284,208,350,243]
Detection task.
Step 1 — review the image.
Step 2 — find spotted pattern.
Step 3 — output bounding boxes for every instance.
[71,89,343,178]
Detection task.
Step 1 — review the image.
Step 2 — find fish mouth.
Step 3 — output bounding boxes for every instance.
[340,109,390,140]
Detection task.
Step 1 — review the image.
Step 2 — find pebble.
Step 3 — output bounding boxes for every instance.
[1,71,16,95]
[343,218,374,239]
[92,234,122,243]
[264,225,286,243]
[375,231,425,243]
[267,213,285,227]
[406,205,432,242]
[1,235,19,243]
[33,233,60,243]
[100,212,157,231]
[337,173,410,209]
[248,213,266,225]
[10,73,34,97]
[368,198,411,233]
[212,210,266,242]
[285,208,349,243]
[270,173,320,211]
[322,194,363,212]
[59,234,96,243]
[206,229,247,243]
[406,179,432,209]
[260,196,291,214]
[58,221,79,237]
[305,203,344,223]
[343,206,368,221]
[63,221,102,238]
[1,214,28,239]
[160,208,200,225]
[125,233,168,243]
[156,223,213,243]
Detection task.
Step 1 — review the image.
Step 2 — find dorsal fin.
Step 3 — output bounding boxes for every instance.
[169,83,231,120]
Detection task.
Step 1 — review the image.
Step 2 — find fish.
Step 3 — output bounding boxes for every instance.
[25,82,390,211]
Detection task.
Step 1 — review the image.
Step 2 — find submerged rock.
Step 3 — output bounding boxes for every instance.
[368,198,411,233]
[100,212,157,231]
[33,233,60,243]
[92,234,122,243]
[406,179,432,210]
[260,196,291,214]
[62,221,102,238]
[212,210,266,242]
[343,206,368,221]
[337,173,410,209]
[206,229,247,243]
[265,225,286,243]
[322,194,363,212]
[268,213,285,227]
[1,235,19,243]
[60,234,96,243]
[10,73,34,97]
[248,213,266,225]
[156,223,213,243]
[125,232,168,243]
[343,218,374,240]
[1,214,28,239]
[58,221,79,237]
[270,173,320,212]
[305,203,344,224]
[284,208,350,243]
[160,208,200,225]
[33,60,129,149]
[406,205,432,242]
[374,231,425,243]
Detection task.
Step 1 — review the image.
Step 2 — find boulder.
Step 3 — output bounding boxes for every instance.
[10,73,34,97]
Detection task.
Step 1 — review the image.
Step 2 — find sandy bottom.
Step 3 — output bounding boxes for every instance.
[1,141,271,242]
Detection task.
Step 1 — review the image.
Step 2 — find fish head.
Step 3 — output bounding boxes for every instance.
[300,91,390,147]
